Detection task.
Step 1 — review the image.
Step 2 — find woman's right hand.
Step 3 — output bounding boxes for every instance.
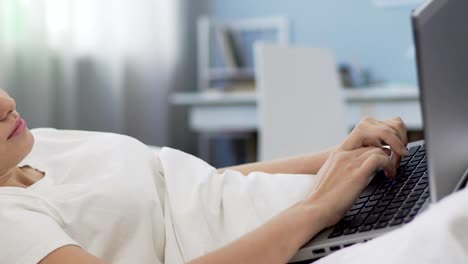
[305,146,395,228]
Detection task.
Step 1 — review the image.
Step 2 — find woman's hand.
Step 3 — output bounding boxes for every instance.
[340,116,409,168]
[306,146,395,227]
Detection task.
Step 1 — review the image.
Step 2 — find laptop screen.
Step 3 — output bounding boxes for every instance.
[413,0,468,202]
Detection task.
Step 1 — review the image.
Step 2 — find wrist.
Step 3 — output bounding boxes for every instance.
[302,193,338,228]
[295,198,331,236]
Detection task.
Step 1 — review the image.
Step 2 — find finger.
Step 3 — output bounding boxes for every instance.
[375,125,408,157]
[382,117,408,146]
[381,120,408,168]
[357,147,388,159]
[345,146,380,158]
[361,136,384,150]
[391,152,401,169]
[358,151,395,179]
[382,146,392,156]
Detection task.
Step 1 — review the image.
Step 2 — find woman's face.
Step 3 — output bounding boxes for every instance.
[0,90,34,175]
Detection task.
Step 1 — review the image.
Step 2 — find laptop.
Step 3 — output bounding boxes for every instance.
[290,0,468,262]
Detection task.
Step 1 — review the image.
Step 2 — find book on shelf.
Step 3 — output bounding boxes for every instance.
[215,26,244,68]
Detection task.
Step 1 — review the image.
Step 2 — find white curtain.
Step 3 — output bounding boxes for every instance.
[0,0,182,146]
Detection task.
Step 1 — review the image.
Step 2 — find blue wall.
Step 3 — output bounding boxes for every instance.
[210,0,420,84]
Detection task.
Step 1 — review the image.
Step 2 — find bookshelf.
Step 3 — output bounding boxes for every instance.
[184,16,291,166]
[197,16,290,92]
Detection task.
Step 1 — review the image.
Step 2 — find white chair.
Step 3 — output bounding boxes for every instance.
[254,44,348,161]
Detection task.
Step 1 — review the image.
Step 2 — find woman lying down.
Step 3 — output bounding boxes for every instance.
[1,89,467,264]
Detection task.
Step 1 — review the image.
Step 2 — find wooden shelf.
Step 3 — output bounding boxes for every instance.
[205,68,255,81]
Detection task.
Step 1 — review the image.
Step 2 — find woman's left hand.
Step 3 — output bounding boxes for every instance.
[339,116,409,169]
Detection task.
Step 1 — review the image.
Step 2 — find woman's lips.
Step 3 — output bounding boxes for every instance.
[8,118,26,139]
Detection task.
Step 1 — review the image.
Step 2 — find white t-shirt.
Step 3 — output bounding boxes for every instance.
[0,128,165,264]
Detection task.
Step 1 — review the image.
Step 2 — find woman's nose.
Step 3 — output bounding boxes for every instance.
[0,93,16,121]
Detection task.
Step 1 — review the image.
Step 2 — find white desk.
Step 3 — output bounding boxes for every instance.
[171,85,423,133]
[172,85,422,162]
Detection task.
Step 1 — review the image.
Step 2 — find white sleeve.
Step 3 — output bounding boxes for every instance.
[0,208,79,264]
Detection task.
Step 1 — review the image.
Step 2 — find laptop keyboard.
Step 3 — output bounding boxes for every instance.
[328,144,430,239]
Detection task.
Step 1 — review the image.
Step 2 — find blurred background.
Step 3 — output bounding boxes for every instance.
[0,0,425,167]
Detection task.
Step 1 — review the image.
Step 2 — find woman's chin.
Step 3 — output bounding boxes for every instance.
[25,129,34,153]
[16,129,35,160]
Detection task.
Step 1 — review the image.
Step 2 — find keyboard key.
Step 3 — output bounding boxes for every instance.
[393,182,405,188]
[374,222,389,229]
[395,177,407,184]
[376,200,391,207]
[400,161,409,167]
[343,228,358,235]
[413,153,425,158]
[414,167,427,173]
[332,224,346,234]
[418,164,427,169]
[421,192,430,199]
[409,211,419,218]
[359,225,373,233]
[370,194,384,201]
[394,209,410,219]
[405,165,417,172]
[416,199,426,206]
[401,156,412,162]
[382,208,398,216]
[412,204,422,212]
[350,203,365,211]
[400,186,414,193]
[419,179,429,184]
[379,214,393,222]
[380,182,393,189]
[404,183,416,189]
[350,214,369,228]
[408,146,420,156]
[402,174,413,180]
[406,196,420,203]
[389,218,404,226]
[382,194,395,201]
[374,188,387,195]
[373,206,386,214]
[344,208,360,217]
[354,196,369,204]
[414,183,428,190]
[364,213,381,225]
[365,200,378,207]
[407,178,419,184]
[401,201,416,209]
[410,172,424,179]
[393,196,407,203]
[388,202,403,209]
[360,206,373,213]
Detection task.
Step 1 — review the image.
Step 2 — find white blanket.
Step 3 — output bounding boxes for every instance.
[158,147,468,263]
